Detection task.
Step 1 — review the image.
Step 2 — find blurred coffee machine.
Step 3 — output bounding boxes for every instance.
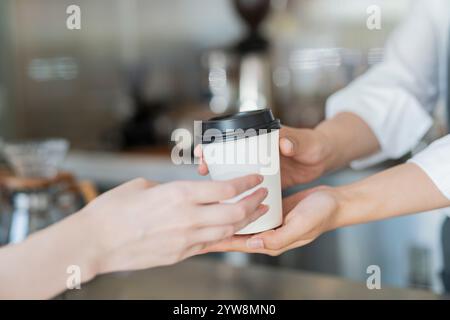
[234,0,273,112]
[120,0,275,150]
[203,0,274,116]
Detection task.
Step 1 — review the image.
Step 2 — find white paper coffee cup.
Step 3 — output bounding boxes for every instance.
[201,109,282,234]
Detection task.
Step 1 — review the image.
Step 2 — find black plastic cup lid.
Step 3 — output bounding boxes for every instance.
[201,109,280,144]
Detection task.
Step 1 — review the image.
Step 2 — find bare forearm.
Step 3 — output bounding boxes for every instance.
[332,163,450,229]
[0,175,267,299]
[0,211,99,299]
[316,112,380,172]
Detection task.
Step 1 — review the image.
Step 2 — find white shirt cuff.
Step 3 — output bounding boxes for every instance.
[408,135,450,200]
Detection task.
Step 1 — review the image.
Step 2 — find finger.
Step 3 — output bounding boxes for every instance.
[198,163,209,176]
[201,235,252,253]
[201,223,314,255]
[280,137,295,157]
[188,204,267,250]
[201,234,275,255]
[253,224,301,251]
[252,238,313,256]
[279,127,299,157]
[232,203,269,233]
[179,174,264,203]
[194,144,209,175]
[248,200,315,251]
[182,243,210,260]
[279,126,320,160]
[188,226,235,247]
[201,233,311,256]
[195,188,269,227]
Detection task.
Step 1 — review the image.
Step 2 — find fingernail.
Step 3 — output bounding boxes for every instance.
[261,188,268,196]
[247,238,264,249]
[257,175,264,183]
[281,138,294,153]
[256,204,268,214]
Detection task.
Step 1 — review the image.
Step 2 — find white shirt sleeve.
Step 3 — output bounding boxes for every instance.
[325,1,439,169]
[409,135,450,200]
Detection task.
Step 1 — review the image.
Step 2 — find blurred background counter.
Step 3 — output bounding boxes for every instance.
[62,257,442,300]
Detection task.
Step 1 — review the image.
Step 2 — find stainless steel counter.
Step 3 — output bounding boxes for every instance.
[62,257,442,300]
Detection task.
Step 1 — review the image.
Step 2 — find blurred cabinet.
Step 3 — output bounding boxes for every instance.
[9,0,125,148]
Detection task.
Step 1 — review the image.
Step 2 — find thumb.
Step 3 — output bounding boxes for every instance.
[279,126,302,157]
[252,220,303,251]
[247,208,308,251]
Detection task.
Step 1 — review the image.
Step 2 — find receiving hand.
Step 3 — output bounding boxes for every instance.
[201,186,340,256]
